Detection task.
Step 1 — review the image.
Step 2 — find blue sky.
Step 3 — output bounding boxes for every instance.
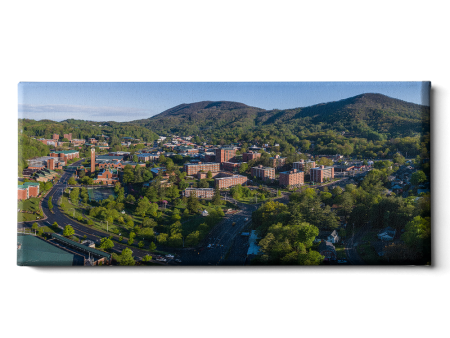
[18,82,430,122]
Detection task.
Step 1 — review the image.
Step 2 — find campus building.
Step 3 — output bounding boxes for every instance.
[63,133,72,140]
[52,134,59,140]
[251,165,275,181]
[91,148,95,172]
[49,150,80,164]
[293,160,316,174]
[270,155,287,169]
[183,188,214,199]
[137,153,160,162]
[204,152,216,162]
[242,151,261,162]
[71,139,86,146]
[310,165,335,183]
[215,174,248,189]
[94,169,119,185]
[184,162,221,176]
[279,169,304,188]
[222,161,241,172]
[27,156,65,170]
[18,182,40,200]
[33,168,59,182]
[215,147,236,163]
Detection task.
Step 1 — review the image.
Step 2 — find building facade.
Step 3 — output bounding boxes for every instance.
[215,148,236,163]
[63,133,72,140]
[251,165,275,181]
[215,174,248,189]
[279,169,304,188]
[183,188,214,199]
[184,162,221,176]
[242,152,261,162]
[310,165,334,183]
[270,155,287,169]
[222,161,241,172]
[293,160,316,174]
[18,182,40,200]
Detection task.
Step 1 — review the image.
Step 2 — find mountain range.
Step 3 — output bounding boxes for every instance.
[131,93,430,137]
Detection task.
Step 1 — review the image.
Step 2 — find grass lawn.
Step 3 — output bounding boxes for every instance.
[334,245,347,259]
[18,212,39,222]
[18,197,41,212]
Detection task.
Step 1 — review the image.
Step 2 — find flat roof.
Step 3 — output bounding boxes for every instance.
[184,162,218,166]
[51,233,111,260]
[252,166,274,170]
[215,175,246,180]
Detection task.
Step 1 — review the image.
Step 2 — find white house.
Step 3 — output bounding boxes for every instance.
[202,210,209,217]
[327,230,340,244]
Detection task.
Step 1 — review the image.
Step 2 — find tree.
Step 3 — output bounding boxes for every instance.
[138,241,144,248]
[212,185,222,205]
[393,152,406,165]
[128,232,136,245]
[63,225,75,237]
[70,188,80,206]
[411,170,427,186]
[52,221,59,229]
[136,197,151,217]
[149,242,157,251]
[239,163,248,174]
[44,181,53,191]
[117,248,135,266]
[99,237,114,250]
[68,176,77,185]
[187,191,200,214]
[32,222,39,231]
[207,170,212,179]
[142,255,152,262]
[185,231,200,247]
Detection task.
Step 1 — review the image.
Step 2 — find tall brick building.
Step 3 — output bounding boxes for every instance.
[49,150,80,164]
[184,162,220,176]
[242,152,261,162]
[52,134,59,140]
[63,133,72,140]
[310,165,334,183]
[215,148,236,163]
[279,169,304,188]
[293,160,316,174]
[270,155,287,169]
[251,165,275,181]
[215,174,248,189]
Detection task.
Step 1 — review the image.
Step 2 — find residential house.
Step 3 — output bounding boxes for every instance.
[377,227,396,241]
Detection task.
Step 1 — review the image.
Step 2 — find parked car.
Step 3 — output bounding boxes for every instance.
[165,254,174,259]
[244,218,248,221]
[175,259,181,263]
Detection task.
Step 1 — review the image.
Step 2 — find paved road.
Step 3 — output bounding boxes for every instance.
[18,160,168,264]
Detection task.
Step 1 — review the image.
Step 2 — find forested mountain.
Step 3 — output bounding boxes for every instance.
[134,93,429,139]
[132,101,265,135]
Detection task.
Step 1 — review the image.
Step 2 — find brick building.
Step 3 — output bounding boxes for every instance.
[279,169,304,188]
[94,169,119,185]
[215,148,236,163]
[215,174,248,189]
[204,152,216,162]
[310,165,334,183]
[33,169,58,182]
[137,153,160,162]
[27,156,65,170]
[18,182,40,200]
[71,139,86,146]
[242,151,261,162]
[270,155,287,169]
[222,161,241,172]
[49,150,80,164]
[63,133,72,140]
[184,162,221,176]
[183,188,214,199]
[91,148,95,173]
[52,134,59,140]
[293,160,316,174]
[251,165,275,181]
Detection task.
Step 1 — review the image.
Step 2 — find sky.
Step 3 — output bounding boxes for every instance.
[18,82,430,122]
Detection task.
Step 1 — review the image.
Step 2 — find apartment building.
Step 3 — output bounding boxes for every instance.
[279,169,304,188]
[204,152,216,162]
[27,156,65,170]
[63,133,72,140]
[184,162,221,176]
[310,165,335,183]
[215,147,236,163]
[222,161,241,172]
[52,134,59,140]
[215,174,248,189]
[293,160,316,174]
[183,188,214,199]
[242,152,261,162]
[270,155,287,169]
[137,153,160,162]
[251,165,275,181]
